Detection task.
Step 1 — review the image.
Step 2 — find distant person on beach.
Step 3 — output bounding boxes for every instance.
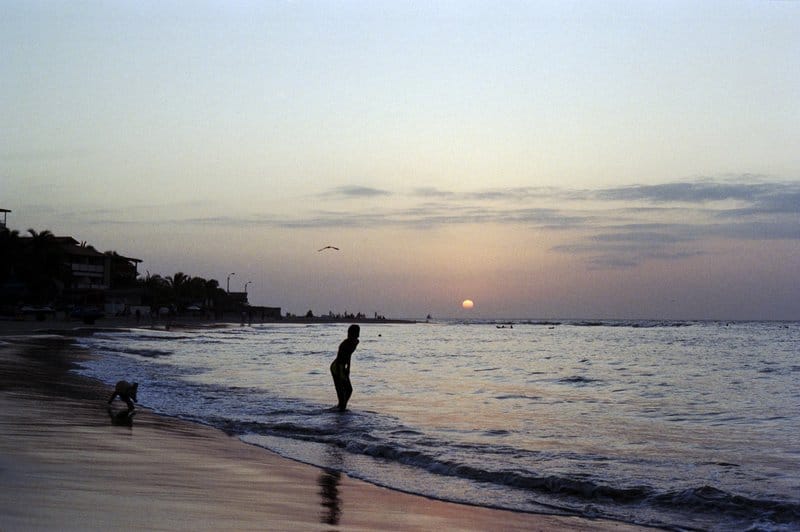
[330,324,359,412]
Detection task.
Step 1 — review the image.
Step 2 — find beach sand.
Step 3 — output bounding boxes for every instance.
[0,327,647,531]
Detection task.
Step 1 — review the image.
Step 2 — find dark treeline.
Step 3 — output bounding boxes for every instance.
[0,227,229,315]
[1,228,65,307]
[137,271,228,314]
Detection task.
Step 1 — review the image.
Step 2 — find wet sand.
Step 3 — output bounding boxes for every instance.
[0,332,647,531]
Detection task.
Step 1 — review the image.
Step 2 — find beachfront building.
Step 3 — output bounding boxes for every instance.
[53,237,142,312]
[0,228,143,316]
[220,291,281,321]
[2,219,279,321]
[58,237,109,292]
[104,251,143,315]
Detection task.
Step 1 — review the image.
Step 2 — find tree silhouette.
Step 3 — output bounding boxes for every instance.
[203,278,220,308]
[2,226,235,318]
[104,250,139,289]
[0,228,22,282]
[139,272,170,312]
[22,229,64,304]
[167,272,191,308]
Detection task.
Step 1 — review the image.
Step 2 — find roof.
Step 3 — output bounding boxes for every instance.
[106,252,143,263]
[62,244,105,258]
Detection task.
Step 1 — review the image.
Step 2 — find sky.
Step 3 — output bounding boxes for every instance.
[2,1,799,320]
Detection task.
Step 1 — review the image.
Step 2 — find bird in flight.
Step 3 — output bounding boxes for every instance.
[318,245,340,252]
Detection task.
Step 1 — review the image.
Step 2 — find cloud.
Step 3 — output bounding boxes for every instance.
[595,179,800,218]
[411,187,456,198]
[542,178,797,268]
[708,221,800,241]
[327,185,392,198]
[551,213,798,270]
[591,230,692,244]
[463,187,566,202]
[596,181,772,203]
[718,190,800,217]
[46,175,795,271]
[584,249,708,270]
[554,235,708,270]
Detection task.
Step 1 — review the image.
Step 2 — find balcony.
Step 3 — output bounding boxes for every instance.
[71,263,105,274]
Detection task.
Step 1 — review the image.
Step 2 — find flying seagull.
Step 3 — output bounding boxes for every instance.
[318,245,340,252]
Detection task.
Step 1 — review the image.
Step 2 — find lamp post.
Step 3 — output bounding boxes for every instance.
[244,281,252,293]
[226,272,235,293]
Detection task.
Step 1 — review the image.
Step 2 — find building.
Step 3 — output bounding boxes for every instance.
[56,237,109,293]
[17,235,142,312]
[2,212,278,319]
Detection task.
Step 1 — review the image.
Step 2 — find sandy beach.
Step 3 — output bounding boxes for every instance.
[0,323,647,531]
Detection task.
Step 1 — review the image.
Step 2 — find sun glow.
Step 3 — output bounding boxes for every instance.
[462,299,474,310]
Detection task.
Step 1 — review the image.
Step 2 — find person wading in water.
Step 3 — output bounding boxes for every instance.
[330,324,359,411]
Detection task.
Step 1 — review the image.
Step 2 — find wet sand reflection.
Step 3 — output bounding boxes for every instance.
[107,407,135,427]
[318,468,342,526]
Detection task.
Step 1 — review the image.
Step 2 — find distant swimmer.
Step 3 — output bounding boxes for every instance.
[318,246,340,252]
[330,324,359,412]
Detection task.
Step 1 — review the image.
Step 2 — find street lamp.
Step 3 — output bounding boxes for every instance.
[244,281,252,293]
[226,272,236,293]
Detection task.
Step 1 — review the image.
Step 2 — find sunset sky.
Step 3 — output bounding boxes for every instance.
[2,1,798,320]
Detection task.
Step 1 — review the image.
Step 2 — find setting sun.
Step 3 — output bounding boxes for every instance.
[462,299,474,310]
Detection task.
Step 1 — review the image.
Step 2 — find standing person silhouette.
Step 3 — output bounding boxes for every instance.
[330,324,359,412]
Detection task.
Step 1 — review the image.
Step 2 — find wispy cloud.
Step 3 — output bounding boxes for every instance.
[718,190,800,217]
[596,181,772,203]
[591,229,694,244]
[583,250,708,270]
[707,221,800,241]
[326,185,392,198]
[594,179,800,218]
[411,187,456,198]
[552,178,800,268]
[47,176,798,271]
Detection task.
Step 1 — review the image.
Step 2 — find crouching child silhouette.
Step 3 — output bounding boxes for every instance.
[108,380,138,411]
[330,325,359,412]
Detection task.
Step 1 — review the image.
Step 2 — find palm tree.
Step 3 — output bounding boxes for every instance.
[26,228,56,241]
[139,272,170,313]
[0,228,24,307]
[167,272,192,310]
[22,229,64,304]
[187,276,207,303]
[204,278,221,308]
[0,228,21,281]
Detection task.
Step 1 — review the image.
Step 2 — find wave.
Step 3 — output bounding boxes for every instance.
[94,331,197,341]
[567,320,694,328]
[203,414,800,529]
[494,394,541,401]
[652,486,800,527]
[558,375,602,385]
[458,319,696,328]
[75,322,800,531]
[113,347,173,358]
[338,442,799,528]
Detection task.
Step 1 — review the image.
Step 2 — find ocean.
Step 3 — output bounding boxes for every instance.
[75,320,800,531]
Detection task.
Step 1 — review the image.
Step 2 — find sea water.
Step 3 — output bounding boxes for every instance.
[75,320,800,530]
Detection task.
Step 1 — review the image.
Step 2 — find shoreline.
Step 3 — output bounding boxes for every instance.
[0,314,416,337]
[0,332,647,531]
